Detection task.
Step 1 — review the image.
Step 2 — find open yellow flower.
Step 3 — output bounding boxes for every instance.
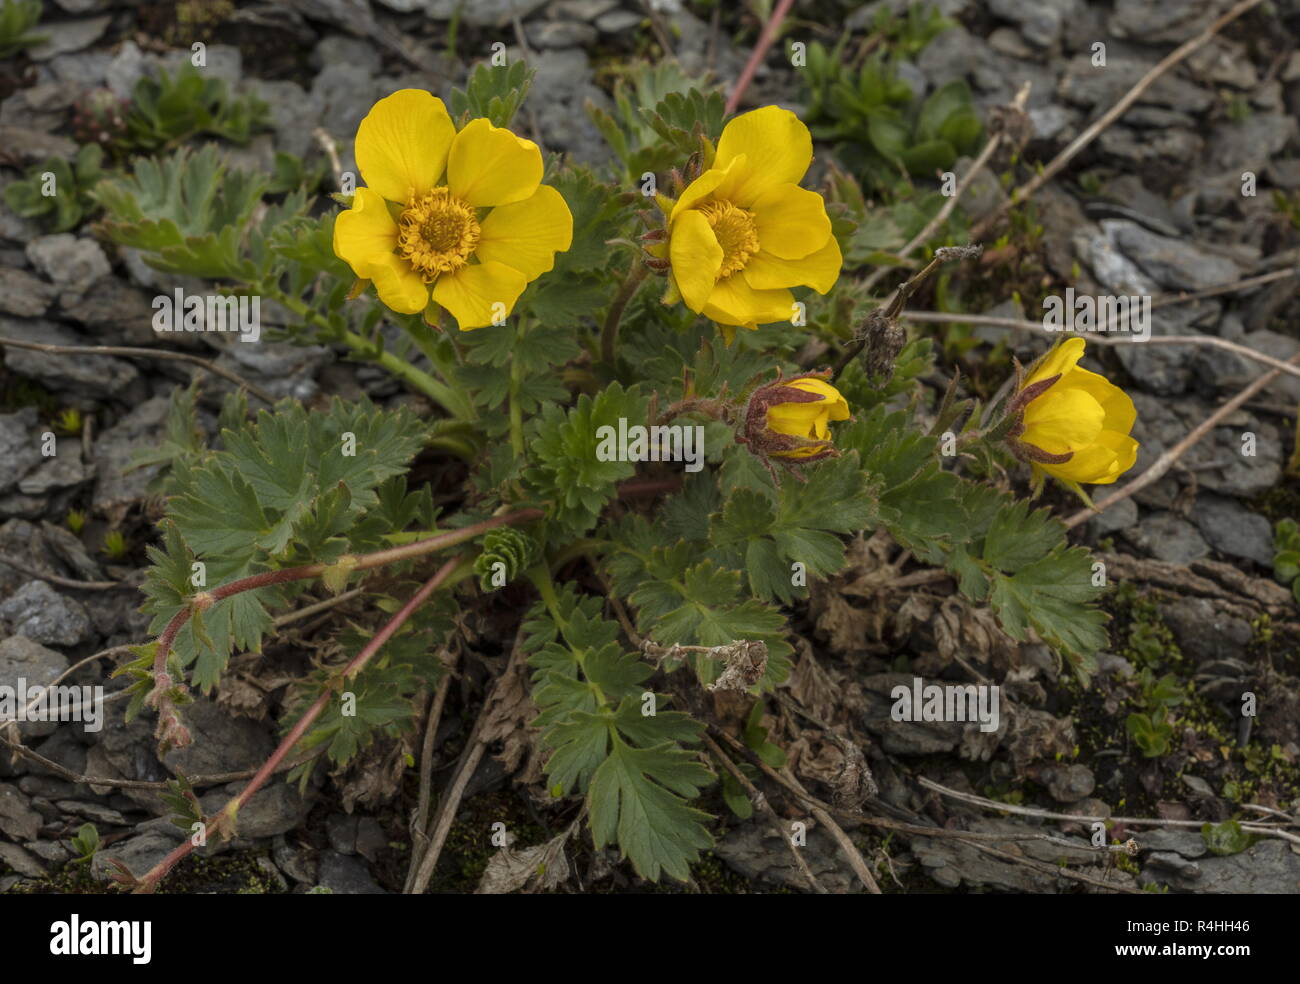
[333,89,573,329]
[1008,337,1139,492]
[663,106,841,342]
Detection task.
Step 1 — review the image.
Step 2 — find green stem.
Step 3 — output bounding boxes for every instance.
[509,317,528,456]
[600,261,650,365]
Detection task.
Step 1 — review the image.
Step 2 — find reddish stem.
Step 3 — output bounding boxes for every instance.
[134,556,464,893]
[725,0,797,115]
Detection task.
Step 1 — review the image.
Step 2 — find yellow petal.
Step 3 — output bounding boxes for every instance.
[333,186,399,279]
[702,274,793,327]
[1021,387,1104,455]
[1065,367,1137,435]
[367,253,429,315]
[669,158,741,225]
[447,118,542,208]
[669,210,723,312]
[750,183,832,260]
[432,260,528,330]
[1025,336,1086,387]
[714,106,813,205]
[476,184,574,281]
[789,378,850,419]
[742,234,842,293]
[1043,431,1139,485]
[355,89,456,203]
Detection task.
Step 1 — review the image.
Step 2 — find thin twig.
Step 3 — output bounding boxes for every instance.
[0,555,124,590]
[0,337,279,406]
[405,647,458,893]
[920,777,1300,847]
[703,732,829,893]
[725,0,796,115]
[970,0,1265,241]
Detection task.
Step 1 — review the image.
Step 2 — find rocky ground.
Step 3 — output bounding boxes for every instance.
[1,0,1299,894]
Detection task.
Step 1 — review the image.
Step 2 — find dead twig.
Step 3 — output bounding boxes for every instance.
[970,0,1265,241]
[0,337,278,406]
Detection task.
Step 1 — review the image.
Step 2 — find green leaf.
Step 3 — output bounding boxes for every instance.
[1201,819,1251,857]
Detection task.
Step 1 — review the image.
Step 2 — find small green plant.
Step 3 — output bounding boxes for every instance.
[0,0,45,58]
[125,62,270,151]
[71,88,131,150]
[53,407,82,436]
[1201,818,1251,856]
[1126,707,1175,757]
[65,509,87,535]
[70,823,100,864]
[1271,518,1300,603]
[101,529,129,560]
[802,39,981,195]
[1275,191,1300,232]
[2,145,106,233]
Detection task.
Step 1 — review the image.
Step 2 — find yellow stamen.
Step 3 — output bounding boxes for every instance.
[699,200,759,278]
[396,188,480,281]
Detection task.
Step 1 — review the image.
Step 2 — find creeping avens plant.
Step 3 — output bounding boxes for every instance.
[95,62,1137,890]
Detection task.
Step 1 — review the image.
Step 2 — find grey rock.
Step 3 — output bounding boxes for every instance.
[0,267,56,317]
[0,126,78,166]
[28,16,112,61]
[0,581,92,646]
[311,63,382,158]
[1239,329,1300,403]
[1123,512,1209,564]
[715,819,860,893]
[988,0,1078,48]
[595,9,641,33]
[912,818,1103,892]
[861,673,963,755]
[0,840,45,877]
[25,234,111,304]
[0,520,60,596]
[1137,828,1207,858]
[272,834,318,884]
[91,396,169,521]
[1028,104,1076,141]
[555,0,618,17]
[1192,494,1274,568]
[93,827,187,882]
[0,635,70,738]
[1187,37,1258,89]
[327,813,359,854]
[45,50,112,88]
[1096,125,1202,166]
[313,35,382,76]
[1109,0,1228,44]
[61,280,155,344]
[355,817,387,862]
[525,46,613,166]
[1146,850,1201,879]
[317,850,387,894]
[1207,112,1298,174]
[0,783,42,841]
[18,448,87,496]
[0,408,44,494]
[1035,763,1096,802]
[426,0,547,25]
[200,781,309,839]
[1112,300,1220,396]
[163,699,276,780]
[527,21,598,48]
[1143,839,1300,893]
[1181,774,1215,797]
[1059,55,1212,113]
[55,800,128,825]
[24,838,69,864]
[1105,220,1239,291]
[1158,596,1253,663]
[1089,495,1137,536]
[159,46,243,88]
[106,41,148,101]
[40,522,104,581]
[249,79,320,161]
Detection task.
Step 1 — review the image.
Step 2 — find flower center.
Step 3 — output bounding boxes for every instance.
[699,200,759,279]
[397,188,480,281]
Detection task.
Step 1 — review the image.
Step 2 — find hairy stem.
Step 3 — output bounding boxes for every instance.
[600,261,650,365]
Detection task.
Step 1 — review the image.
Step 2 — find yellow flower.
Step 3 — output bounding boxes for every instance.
[1011,337,1139,489]
[760,376,850,460]
[664,106,841,341]
[333,89,573,329]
